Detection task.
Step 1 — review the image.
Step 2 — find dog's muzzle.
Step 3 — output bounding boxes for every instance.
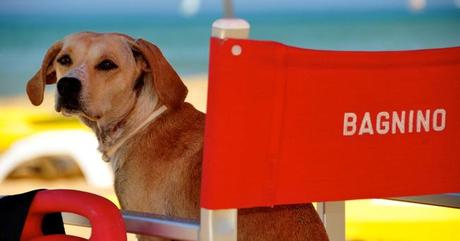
[57,77,81,110]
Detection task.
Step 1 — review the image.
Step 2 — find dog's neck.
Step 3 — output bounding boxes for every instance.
[80,77,165,166]
[100,105,167,162]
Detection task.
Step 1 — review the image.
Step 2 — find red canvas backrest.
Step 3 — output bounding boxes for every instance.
[201,37,460,210]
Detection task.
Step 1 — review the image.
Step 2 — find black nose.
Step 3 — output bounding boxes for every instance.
[57,77,81,98]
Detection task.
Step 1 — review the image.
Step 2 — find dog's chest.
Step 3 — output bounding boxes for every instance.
[112,154,182,215]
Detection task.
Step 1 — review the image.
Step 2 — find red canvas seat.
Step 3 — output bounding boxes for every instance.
[201,37,460,210]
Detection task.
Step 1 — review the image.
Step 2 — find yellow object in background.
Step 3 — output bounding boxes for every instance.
[0,107,86,152]
[346,199,460,241]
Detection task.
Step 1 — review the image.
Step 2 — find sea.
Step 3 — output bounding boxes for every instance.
[0,9,459,97]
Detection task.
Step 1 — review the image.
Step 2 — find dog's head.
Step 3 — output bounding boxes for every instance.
[26,32,187,122]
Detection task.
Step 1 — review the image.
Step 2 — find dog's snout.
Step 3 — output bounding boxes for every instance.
[57,77,81,111]
[57,77,81,97]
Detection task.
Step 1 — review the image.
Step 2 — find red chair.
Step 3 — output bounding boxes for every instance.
[199,18,460,241]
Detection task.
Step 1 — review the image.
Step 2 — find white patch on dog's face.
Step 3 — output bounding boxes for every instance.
[54,33,144,123]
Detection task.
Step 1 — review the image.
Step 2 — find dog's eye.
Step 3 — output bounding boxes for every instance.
[96,59,118,71]
[57,55,72,66]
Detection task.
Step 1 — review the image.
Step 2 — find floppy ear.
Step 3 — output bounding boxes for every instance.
[26,41,63,106]
[134,38,188,109]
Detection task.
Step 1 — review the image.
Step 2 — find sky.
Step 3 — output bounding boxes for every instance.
[0,0,458,16]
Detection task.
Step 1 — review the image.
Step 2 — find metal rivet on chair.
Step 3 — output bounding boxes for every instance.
[231,45,242,56]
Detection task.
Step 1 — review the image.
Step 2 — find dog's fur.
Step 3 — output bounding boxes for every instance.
[26,32,329,241]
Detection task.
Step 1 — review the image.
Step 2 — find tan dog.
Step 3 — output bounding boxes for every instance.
[26,32,329,241]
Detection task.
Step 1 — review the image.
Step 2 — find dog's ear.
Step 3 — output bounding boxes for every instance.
[26,41,63,106]
[132,38,188,109]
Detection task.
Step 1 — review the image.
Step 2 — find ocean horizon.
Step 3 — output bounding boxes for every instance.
[0,9,459,97]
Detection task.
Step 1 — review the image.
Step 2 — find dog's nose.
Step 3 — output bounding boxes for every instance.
[57,77,81,98]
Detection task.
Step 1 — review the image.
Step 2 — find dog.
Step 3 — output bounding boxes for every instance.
[26,32,329,241]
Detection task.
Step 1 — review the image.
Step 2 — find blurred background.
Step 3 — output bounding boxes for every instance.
[0,0,459,240]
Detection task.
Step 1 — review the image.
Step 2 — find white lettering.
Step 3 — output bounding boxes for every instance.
[392,111,405,134]
[343,112,357,136]
[408,110,414,133]
[358,112,374,135]
[376,112,390,134]
[416,110,430,132]
[432,108,446,131]
[343,108,446,136]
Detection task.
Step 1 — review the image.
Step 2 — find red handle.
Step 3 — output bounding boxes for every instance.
[21,190,127,241]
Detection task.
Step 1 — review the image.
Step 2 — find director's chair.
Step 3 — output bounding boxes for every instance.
[199,18,460,241]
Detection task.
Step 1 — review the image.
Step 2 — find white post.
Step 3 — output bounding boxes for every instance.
[200,18,251,241]
[317,201,346,241]
[200,208,238,241]
[211,18,250,39]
